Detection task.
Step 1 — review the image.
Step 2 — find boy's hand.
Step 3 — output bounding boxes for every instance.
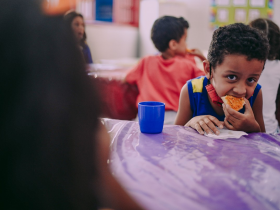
[186,115,224,135]
[187,48,206,61]
[223,98,261,132]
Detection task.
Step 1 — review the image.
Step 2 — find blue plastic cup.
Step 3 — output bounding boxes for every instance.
[138,101,165,134]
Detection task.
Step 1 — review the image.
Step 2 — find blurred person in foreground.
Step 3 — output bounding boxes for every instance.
[124,16,205,124]
[64,10,93,64]
[249,18,280,134]
[0,0,142,209]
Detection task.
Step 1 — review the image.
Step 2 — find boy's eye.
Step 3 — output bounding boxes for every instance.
[248,78,256,83]
[227,75,236,80]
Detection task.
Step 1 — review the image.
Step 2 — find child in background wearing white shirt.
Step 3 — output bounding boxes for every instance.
[250,18,280,134]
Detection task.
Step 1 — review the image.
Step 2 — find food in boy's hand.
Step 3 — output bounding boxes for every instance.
[221,95,245,111]
[186,48,192,53]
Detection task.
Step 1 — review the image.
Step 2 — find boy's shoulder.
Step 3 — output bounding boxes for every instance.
[188,76,206,84]
[139,54,198,71]
[141,54,194,62]
[187,76,207,93]
[141,54,160,61]
[136,55,160,66]
[134,55,158,65]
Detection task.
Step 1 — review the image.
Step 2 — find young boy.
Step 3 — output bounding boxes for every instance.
[175,23,269,134]
[125,16,205,124]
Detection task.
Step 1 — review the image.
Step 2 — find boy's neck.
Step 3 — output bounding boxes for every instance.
[206,80,224,116]
[161,50,176,60]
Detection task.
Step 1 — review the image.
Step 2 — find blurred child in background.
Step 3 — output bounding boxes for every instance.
[0,0,142,209]
[250,18,280,134]
[125,16,205,124]
[64,11,93,64]
[175,23,269,134]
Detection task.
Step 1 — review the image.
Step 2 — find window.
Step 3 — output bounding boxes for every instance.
[77,0,139,27]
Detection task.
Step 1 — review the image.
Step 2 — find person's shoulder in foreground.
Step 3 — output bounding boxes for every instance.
[175,23,269,135]
[0,0,142,209]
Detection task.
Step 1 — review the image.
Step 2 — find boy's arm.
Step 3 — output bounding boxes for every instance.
[184,56,205,78]
[175,84,193,126]
[175,83,224,135]
[193,64,205,78]
[252,89,265,132]
[124,59,144,84]
[187,49,206,62]
[223,90,265,133]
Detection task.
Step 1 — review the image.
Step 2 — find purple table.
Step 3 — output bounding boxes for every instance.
[103,119,280,210]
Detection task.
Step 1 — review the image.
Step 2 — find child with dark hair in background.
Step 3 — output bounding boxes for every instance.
[125,16,205,124]
[175,23,269,135]
[64,10,93,64]
[250,18,280,134]
[0,0,142,209]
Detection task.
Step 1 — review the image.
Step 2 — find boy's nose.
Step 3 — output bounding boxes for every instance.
[233,84,246,97]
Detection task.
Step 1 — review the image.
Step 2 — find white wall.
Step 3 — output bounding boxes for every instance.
[159,0,212,51]
[182,0,213,51]
[185,0,280,51]
[138,0,280,57]
[85,23,138,63]
[86,0,280,61]
[138,0,213,57]
[274,0,280,27]
[138,0,159,57]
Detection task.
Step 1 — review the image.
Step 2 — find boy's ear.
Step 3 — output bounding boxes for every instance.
[203,60,211,79]
[168,39,177,51]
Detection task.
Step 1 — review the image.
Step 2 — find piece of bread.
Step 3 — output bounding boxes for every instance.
[221,95,245,111]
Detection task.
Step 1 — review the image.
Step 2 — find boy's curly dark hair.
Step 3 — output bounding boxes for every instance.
[250,18,280,60]
[208,23,270,69]
[151,16,189,52]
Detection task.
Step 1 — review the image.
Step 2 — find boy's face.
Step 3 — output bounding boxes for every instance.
[174,29,187,56]
[208,55,264,99]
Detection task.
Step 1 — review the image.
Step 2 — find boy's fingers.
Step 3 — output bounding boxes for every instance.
[194,123,204,135]
[225,114,236,124]
[205,119,220,135]
[209,116,223,128]
[244,98,253,114]
[224,118,235,130]
[199,120,213,134]
[223,104,241,120]
[222,104,229,117]
[244,97,249,106]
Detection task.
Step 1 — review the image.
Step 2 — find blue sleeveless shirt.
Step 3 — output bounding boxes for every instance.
[187,76,261,121]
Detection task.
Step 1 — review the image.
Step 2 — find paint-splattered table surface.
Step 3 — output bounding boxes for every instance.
[103,119,280,210]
